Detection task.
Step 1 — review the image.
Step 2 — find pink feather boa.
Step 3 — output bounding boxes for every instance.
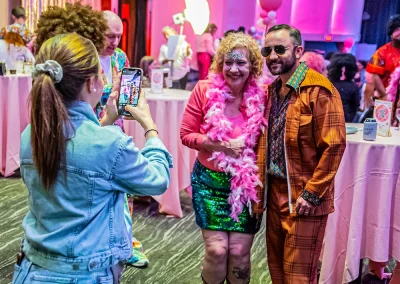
[387,66,400,102]
[201,73,267,221]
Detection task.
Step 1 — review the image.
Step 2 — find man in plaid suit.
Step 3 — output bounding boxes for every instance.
[254,24,346,283]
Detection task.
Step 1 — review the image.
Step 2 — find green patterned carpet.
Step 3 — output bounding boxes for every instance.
[0,177,271,284]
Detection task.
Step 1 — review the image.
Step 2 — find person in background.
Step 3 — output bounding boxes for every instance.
[328,53,360,122]
[196,23,217,80]
[33,3,150,268]
[96,11,129,122]
[11,32,171,284]
[100,9,151,268]
[386,67,400,127]
[366,15,400,100]
[140,56,155,88]
[257,24,346,283]
[325,51,336,61]
[323,59,330,77]
[300,51,325,74]
[355,59,367,88]
[34,3,106,54]
[224,29,237,38]
[158,26,192,90]
[181,32,265,284]
[0,6,32,44]
[353,59,368,118]
[237,26,246,33]
[0,31,34,69]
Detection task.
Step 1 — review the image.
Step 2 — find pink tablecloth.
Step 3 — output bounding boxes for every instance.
[0,75,31,177]
[124,88,197,218]
[319,123,400,283]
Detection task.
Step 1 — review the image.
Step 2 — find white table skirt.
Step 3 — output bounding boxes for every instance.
[123,88,197,217]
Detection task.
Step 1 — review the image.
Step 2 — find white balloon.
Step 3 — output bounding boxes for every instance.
[268,11,277,19]
[257,18,264,28]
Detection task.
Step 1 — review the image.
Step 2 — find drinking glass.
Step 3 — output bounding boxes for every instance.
[16,59,24,74]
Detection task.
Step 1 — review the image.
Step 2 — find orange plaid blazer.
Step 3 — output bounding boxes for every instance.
[253,68,346,216]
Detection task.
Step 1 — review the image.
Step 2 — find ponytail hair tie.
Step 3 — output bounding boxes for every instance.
[32,60,63,83]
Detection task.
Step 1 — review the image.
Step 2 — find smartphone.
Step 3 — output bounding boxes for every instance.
[118,67,143,116]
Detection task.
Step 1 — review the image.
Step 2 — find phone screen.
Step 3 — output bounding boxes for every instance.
[118,68,142,115]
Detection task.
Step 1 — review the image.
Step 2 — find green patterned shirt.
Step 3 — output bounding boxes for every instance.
[267,62,309,179]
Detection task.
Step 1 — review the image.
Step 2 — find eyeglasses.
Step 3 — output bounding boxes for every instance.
[261,45,293,57]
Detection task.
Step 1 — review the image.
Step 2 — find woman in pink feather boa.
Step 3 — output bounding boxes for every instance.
[180,32,267,284]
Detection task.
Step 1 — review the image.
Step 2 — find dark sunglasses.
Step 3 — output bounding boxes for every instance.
[261,45,296,57]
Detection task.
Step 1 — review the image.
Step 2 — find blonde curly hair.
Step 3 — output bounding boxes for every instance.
[210,32,263,78]
[34,2,107,54]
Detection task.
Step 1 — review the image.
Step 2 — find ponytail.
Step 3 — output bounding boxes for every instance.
[30,33,100,190]
[30,74,69,189]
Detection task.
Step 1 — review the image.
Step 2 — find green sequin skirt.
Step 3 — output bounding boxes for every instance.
[191,160,262,234]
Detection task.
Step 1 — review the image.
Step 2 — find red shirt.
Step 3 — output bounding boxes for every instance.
[366,42,400,88]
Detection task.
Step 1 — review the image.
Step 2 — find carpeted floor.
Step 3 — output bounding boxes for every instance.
[0,177,271,284]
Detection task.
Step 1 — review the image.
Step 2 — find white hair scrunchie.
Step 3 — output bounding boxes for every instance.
[32,60,63,84]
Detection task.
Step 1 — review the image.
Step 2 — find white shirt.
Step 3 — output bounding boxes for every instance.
[0,40,35,70]
[158,41,192,80]
[100,55,112,84]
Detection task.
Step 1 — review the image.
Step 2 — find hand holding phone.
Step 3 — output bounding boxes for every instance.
[123,91,157,132]
[118,67,143,116]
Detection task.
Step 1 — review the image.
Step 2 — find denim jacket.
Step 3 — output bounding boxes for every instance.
[19,101,173,273]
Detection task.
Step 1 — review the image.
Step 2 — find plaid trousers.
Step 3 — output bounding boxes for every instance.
[266,176,327,284]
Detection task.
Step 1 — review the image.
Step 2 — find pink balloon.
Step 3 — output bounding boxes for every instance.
[259,0,283,12]
[260,10,268,18]
[263,18,271,25]
[269,19,277,27]
[343,37,355,48]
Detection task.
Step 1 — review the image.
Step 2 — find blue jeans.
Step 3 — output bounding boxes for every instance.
[12,257,124,284]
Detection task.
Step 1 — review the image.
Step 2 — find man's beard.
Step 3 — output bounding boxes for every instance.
[392,38,400,48]
[267,52,297,76]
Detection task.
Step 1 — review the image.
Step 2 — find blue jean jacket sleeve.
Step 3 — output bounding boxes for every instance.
[111,136,173,196]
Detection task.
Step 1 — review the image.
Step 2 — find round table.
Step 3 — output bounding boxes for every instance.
[123,88,197,218]
[0,74,32,177]
[319,123,400,283]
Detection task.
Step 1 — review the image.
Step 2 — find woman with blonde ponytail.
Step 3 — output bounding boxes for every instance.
[12,33,172,284]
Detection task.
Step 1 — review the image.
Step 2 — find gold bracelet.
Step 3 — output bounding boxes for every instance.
[144,129,158,137]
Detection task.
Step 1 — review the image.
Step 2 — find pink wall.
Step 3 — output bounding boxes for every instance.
[150,0,225,61]
[222,0,256,32]
[255,0,364,42]
[330,0,364,37]
[149,0,256,68]
[150,0,365,65]
[291,0,335,35]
